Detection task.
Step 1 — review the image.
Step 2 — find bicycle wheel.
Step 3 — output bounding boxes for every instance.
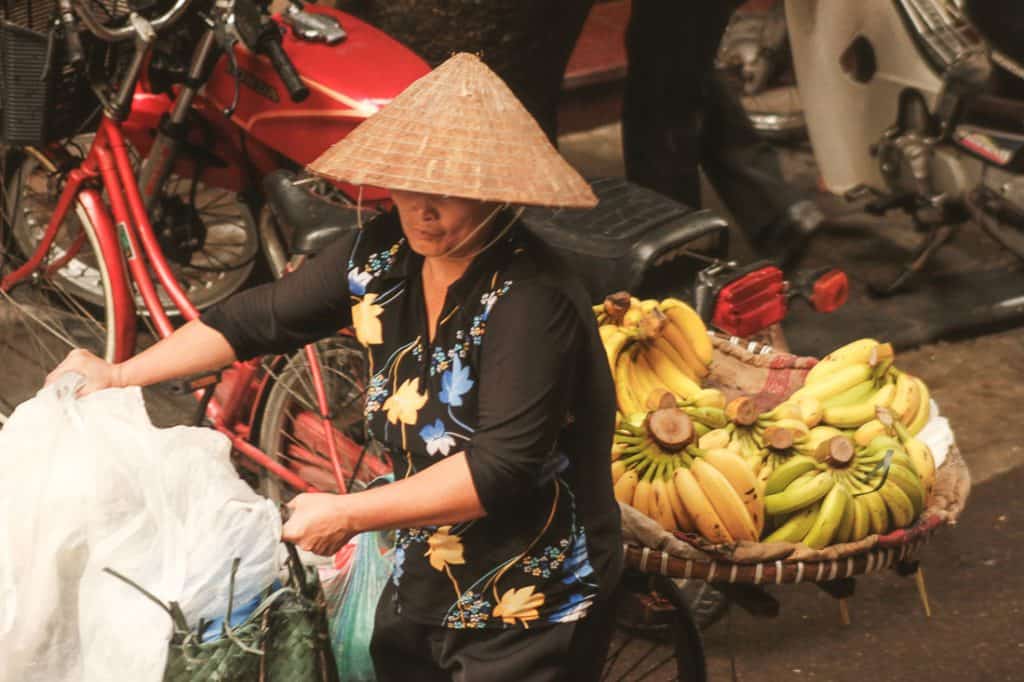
[9,134,260,313]
[603,576,708,682]
[257,335,389,503]
[0,148,119,416]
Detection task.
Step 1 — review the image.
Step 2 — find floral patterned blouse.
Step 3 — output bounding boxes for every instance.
[202,210,621,629]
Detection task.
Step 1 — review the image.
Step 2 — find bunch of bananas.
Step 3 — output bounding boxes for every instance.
[611,411,764,543]
[595,293,713,416]
[791,338,931,434]
[762,432,930,548]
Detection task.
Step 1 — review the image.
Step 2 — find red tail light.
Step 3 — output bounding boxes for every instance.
[811,269,849,313]
[712,266,787,338]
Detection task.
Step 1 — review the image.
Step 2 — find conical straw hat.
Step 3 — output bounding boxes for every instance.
[307,53,598,209]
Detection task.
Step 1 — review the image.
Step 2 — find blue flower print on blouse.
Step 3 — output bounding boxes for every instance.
[347,267,372,296]
[392,546,406,587]
[547,592,594,623]
[419,418,457,457]
[439,355,474,407]
[561,531,596,586]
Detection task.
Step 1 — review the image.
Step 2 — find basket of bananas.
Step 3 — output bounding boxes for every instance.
[597,293,970,585]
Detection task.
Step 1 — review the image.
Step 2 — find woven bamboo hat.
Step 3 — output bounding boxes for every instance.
[307,53,598,209]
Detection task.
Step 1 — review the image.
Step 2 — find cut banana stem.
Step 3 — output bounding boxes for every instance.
[726,396,759,426]
[818,436,855,467]
[763,425,796,450]
[646,407,694,451]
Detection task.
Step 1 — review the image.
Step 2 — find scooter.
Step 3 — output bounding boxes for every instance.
[724,0,1024,294]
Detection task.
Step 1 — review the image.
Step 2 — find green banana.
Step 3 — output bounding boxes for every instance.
[764,455,821,496]
[879,479,917,529]
[765,470,835,517]
[883,462,926,518]
[763,504,819,543]
[802,484,852,549]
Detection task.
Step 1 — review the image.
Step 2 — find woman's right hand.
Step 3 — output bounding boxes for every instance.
[45,348,124,397]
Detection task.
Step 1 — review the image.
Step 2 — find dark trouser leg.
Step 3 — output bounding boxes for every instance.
[437,598,616,682]
[370,583,449,682]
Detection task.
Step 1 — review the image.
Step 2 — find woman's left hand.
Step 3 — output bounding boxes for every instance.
[281,493,356,556]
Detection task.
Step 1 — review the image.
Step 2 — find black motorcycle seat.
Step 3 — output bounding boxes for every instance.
[523,177,729,301]
[263,170,364,255]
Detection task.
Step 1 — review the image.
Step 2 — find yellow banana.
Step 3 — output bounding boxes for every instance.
[884,462,926,519]
[858,490,889,536]
[791,363,875,403]
[822,384,894,428]
[850,494,872,542]
[632,478,654,518]
[689,388,727,409]
[854,419,889,448]
[691,458,759,542]
[903,436,936,500]
[760,401,804,423]
[763,504,820,543]
[796,396,824,428]
[890,371,921,426]
[907,377,932,435]
[817,338,880,365]
[629,346,661,408]
[659,298,714,367]
[601,326,631,373]
[611,460,627,484]
[698,428,733,451]
[614,347,644,417]
[703,448,765,535]
[659,317,709,380]
[673,467,735,544]
[663,465,696,532]
[765,470,835,517]
[821,379,878,409]
[802,483,851,549]
[834,490,856,544]
[651,336,699,383]
[651,475,679,532]
[645,344,702,399]
[614,469,639,505]
[878,479,916,529]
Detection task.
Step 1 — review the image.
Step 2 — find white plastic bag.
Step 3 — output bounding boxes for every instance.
[0,375,281,682]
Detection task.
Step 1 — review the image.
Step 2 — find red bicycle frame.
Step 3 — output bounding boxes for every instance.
[1,116,358,495]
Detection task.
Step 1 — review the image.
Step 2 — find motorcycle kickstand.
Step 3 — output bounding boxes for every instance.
[868,222,958,297]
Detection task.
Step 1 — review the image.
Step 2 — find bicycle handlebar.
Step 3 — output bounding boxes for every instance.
[72,0,193,42]
[263,36,310,102]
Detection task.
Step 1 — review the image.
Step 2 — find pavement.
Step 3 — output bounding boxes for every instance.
[561,124,1024,681]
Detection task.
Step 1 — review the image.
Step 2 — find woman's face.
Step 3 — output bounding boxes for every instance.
[390,190,499,259]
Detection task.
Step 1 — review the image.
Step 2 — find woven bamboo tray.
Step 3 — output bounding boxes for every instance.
[620,335,971,586]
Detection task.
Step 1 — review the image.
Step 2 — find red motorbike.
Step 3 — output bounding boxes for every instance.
[5,0,429,324]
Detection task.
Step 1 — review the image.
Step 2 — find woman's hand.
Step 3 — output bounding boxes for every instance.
[45,348,123,397]
[282,493,357,556]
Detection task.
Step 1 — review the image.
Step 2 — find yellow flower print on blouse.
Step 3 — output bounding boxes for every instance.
[351,293,384,346]
[425,526,466,572]
[492,586,545,627]
[383,377,429,426]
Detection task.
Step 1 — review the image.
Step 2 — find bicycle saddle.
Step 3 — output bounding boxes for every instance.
[263,170,363,255]
[522,178,729,302]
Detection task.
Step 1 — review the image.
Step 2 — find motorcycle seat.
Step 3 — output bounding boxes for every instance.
[522,177,729,302]
[263,170,365,256]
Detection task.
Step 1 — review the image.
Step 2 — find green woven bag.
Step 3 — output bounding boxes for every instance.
[109,546,337,682]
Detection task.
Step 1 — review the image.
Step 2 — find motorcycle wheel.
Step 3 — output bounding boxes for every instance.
[256,335,388,503]
[7,133,260,314]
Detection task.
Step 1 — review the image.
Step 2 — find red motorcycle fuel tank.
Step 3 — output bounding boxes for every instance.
[202,6,429,200]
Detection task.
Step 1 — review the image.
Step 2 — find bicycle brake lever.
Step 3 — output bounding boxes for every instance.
[213,16,242,117]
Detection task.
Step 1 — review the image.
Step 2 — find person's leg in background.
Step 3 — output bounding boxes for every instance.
[623,0,823,261]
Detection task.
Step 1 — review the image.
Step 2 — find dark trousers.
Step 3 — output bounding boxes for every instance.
[370,583,615,682]
[623,0,805,240]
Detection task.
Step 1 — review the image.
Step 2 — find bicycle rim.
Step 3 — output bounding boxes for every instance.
[12,134,260,313]
[257,336,387,502]
[0,150,117,417]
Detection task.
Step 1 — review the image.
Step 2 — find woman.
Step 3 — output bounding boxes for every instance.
[48,54,621,680]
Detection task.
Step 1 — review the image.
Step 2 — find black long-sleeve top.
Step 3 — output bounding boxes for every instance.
[201,210,621,629]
